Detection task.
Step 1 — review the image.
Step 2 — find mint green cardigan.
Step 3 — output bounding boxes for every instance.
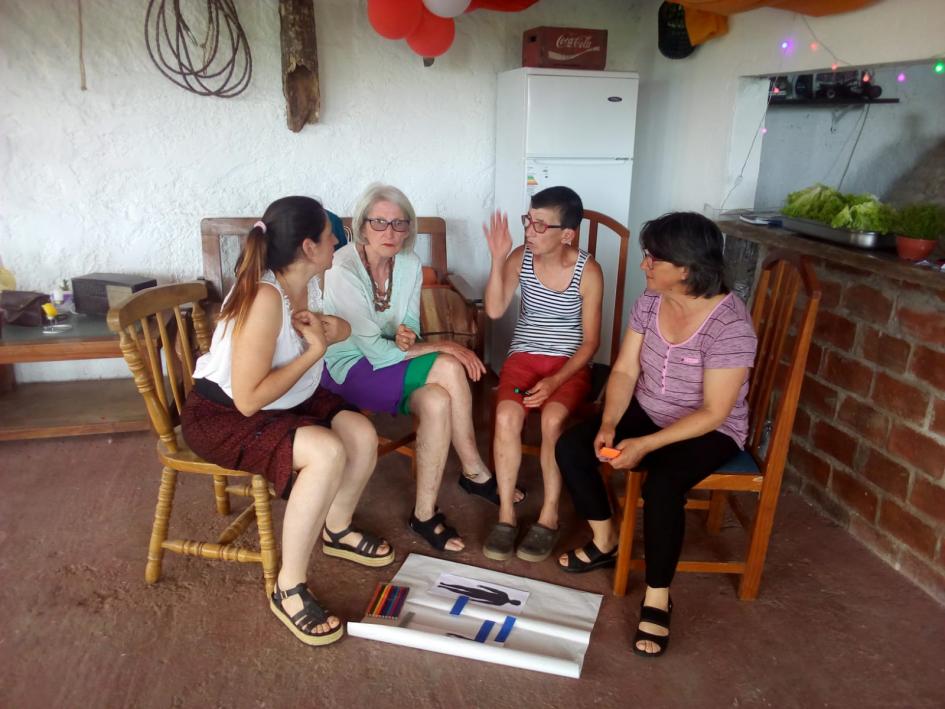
[322,243,422,384]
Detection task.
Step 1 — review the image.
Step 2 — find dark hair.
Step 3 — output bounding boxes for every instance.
[530,186,583,229]
[640,211,728,298]
[219,196,328,333]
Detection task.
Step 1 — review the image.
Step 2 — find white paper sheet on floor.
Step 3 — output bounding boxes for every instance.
[347,553,603,678]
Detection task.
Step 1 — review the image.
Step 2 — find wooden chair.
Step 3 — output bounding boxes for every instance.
[107,281,279,596]
[200,215,484,464]
[612,252,821,600]
[490,209,631,462]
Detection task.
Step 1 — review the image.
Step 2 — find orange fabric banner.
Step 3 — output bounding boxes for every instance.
[678,0,878,46]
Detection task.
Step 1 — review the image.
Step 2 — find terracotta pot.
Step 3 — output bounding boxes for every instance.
[895,235,937,261]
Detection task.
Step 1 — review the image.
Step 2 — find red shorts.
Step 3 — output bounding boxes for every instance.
[496,352,591,412]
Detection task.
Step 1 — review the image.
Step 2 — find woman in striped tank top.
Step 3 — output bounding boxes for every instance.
[556,212,757,658]
[482,186,604,566]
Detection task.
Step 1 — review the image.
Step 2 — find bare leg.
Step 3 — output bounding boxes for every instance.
[278,425,346,634]
[493,400,526,526]
[322,411,389,555]
[537,402,569,530]
[426,353,524,502]
[410,383,464,551]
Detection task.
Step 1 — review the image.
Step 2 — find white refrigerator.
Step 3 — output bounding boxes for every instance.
[491,67,639,369]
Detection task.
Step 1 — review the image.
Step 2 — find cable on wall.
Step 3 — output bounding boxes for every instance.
[77,0,87,90]
[144,0,252,98]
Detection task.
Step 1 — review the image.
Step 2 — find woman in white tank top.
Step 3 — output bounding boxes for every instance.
[181,196,392,648]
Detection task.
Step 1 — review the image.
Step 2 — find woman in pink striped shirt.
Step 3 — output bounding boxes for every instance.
[556,212,757,658]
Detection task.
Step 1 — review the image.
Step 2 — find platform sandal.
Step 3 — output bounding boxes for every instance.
[408,510,462,552]
[558,540,617,573]
[270,582,344,647]
[322,525,394,567]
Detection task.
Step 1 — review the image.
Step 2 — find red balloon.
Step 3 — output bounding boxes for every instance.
[407,10,455,57]
[368,0,424,40]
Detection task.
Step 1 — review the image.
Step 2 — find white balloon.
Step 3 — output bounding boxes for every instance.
[422,0,471,19]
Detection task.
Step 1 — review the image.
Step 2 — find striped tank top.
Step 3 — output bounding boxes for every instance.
[509,247,589,358]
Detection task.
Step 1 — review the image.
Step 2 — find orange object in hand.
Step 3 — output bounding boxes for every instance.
[599,447,620,460]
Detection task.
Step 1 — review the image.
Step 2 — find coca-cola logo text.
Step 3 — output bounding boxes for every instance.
[555,35,595,50]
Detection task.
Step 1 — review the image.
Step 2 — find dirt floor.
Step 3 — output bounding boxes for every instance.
[1,417,943,708]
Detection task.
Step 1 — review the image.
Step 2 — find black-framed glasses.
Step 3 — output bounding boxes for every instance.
[521,214,563,234]
[366,217,411,233]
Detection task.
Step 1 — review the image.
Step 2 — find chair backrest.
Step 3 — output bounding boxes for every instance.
[107,281,212,454]
[745,252,821,480]
[201,216,449,301]
[578,209,631,367]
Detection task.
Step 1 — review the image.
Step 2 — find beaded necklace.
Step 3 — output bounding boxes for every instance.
[358,245,394,312]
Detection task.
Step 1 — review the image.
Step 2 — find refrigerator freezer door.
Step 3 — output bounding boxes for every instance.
[525,75,637,158]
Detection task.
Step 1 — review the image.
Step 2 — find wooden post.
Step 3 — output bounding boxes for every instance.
[279,0,320,132]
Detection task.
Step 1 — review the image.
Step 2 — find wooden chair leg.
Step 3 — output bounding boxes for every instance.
[145,466,178,584]
[252,474,279,598]
[738,488,780,600]
[613,470,642,597]
[706,491,726,534]
[212,474,231,515]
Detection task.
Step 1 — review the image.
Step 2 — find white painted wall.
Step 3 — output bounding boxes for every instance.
[625,0,945,302]
[754,63,945,209]
[1,0,646,381]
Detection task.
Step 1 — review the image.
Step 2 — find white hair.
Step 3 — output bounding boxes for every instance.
[350,183,418,253]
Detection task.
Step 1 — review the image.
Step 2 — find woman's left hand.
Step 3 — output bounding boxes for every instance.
[440,340,486,382]
[608,437,653,470]
[395,324,417,351]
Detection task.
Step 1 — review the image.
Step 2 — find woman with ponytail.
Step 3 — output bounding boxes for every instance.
[181,196,392,648]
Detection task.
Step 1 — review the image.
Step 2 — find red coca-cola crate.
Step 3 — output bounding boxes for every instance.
[522,26,608,71]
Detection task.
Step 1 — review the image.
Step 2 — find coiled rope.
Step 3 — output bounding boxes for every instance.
[144,0,252,98]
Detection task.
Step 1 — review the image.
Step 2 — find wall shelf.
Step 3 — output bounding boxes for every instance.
[769,98,900,107]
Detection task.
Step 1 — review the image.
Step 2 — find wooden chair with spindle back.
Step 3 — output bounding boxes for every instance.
[107,281,279,596]
[611,251,821,600]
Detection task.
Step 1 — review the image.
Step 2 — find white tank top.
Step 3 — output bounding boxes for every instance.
[192,270,324,410]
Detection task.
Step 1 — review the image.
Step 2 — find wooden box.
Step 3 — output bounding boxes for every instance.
[522,26,608,71]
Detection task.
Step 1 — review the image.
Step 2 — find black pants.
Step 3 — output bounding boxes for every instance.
[556,398,739,588]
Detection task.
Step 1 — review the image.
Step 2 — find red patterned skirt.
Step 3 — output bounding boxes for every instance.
[180,386,357,498]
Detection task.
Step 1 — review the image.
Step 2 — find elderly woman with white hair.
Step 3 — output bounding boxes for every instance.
[321,183,522,553]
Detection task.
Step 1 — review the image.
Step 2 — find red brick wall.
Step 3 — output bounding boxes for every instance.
[785,260,945,603]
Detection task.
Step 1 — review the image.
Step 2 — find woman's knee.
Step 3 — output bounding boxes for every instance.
[412,383,451,419]
[430,353,466,388]
[293,426,346,477]
[334,410,378,448]
[555,420,596,466]
[494,401,526,434]
[641,471,687,506]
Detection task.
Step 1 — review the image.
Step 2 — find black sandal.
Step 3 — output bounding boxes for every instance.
[632,597,673,658]
[558,540,617,573]
[408,510,462,551]
[269,582,344,646]
[322,525,394,567]
[458,474,527,506]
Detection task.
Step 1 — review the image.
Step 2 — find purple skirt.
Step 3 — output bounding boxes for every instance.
[320,357,409,415]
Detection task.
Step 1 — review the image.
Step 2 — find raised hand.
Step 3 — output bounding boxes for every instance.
[482,210,513,262]
[395,324,418,352]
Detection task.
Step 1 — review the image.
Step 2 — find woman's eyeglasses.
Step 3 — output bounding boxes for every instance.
[521,214,563,234]
[366,217,411,233]
[642,248,666,266]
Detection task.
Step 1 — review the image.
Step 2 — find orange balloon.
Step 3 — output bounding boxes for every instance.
[368,0,424,40]
[407,9,455,57]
